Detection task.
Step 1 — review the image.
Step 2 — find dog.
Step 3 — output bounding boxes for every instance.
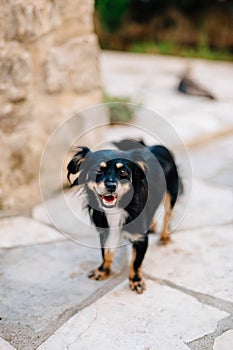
[67,139,182,293]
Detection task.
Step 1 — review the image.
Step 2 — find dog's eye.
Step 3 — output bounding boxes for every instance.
[118,168,129,177]
[96,167,104,174]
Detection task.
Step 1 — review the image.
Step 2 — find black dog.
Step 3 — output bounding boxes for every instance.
[67,140,182,293]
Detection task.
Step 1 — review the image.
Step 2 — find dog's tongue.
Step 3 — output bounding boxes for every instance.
[103,195,116,203]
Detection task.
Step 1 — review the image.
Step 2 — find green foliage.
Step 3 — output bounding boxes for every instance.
[95,0,232,61]
[95,0,130,32]
[104,94,134,123]
[130,41,233,61]
[96,0,220,29]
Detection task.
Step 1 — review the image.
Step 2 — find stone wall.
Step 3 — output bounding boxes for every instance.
[0,0,103,210]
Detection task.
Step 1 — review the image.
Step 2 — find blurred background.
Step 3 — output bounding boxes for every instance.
[95,0,233,60]
[0,2,233,349]
[0,0,232,210]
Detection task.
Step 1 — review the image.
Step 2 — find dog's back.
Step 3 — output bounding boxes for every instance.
[114,139,183,209]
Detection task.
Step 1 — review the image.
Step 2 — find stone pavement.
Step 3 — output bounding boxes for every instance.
[0,51,233,350]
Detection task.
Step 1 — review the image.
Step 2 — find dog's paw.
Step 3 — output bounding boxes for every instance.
[88,268,110,281]
[129,279,146,294]
[158,234,172,246]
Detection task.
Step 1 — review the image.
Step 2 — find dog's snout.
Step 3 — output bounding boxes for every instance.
[105,181,117,192]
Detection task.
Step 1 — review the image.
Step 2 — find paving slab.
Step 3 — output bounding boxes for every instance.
[37,279,227,350]
[166,102,233,146]
[214,330,233,350]
[175,179,233,232]
[189,134,233,187]
[101,51,233,102]
[0,217,63,248]
[32,188,100,247]
[0,337,16,350]
[144,224,233,303]
[0,240,127,350]
[32,188,91,227]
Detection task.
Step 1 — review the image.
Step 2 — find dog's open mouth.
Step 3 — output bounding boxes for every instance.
[100,194,118,206]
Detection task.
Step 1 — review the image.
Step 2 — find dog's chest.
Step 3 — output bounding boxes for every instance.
[105,209,127,229]
[104,209,128,248]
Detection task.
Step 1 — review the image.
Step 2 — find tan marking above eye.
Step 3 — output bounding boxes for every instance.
[100,161,107,168]
[116,162,123,168]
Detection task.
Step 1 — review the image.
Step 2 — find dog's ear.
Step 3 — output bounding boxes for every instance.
[67,146,90,186]
[134,160,147,180]
[129,149,147,180]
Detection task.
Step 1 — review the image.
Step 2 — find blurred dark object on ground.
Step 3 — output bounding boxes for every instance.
[95,0,233,58]
[178,76,215,100]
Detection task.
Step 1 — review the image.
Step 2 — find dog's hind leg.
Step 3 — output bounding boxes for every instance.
[129,235,148,294]
[159,192,172,245]
[148,218,157,233]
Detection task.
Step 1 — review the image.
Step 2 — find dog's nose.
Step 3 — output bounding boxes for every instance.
[105,181,117,192]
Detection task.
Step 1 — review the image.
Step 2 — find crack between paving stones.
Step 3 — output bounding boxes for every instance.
[144,275,233,349]
[185,315,233,350]
[186,127,233,149]
[61,269,128,317]
[0,236,103,250]
[28,218,65,232]
[66,303,99,349]
[174,220,233,234]
[0,210,31,219]
[144,273,233,315]
[0,238,66,250]
[35,269,128,349]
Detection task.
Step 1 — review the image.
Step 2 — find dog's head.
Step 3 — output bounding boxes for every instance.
[67,147,146,209]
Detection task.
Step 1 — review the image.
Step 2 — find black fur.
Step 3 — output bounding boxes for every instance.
[67,139,182,293]
[114,139,183,209]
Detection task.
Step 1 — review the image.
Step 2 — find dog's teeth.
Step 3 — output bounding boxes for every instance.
[101,194,117,205]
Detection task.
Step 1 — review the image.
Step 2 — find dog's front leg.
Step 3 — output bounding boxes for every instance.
[129,235,148,294]
[88,229,119,281]
[88,247,114,281]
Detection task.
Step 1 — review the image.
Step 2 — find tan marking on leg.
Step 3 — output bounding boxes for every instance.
[88,249,114,281]
[149,219,157,233]
[103,249,114,270]
[129,246,146,294]
[159,193,172,245]
[129,246,136,281]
